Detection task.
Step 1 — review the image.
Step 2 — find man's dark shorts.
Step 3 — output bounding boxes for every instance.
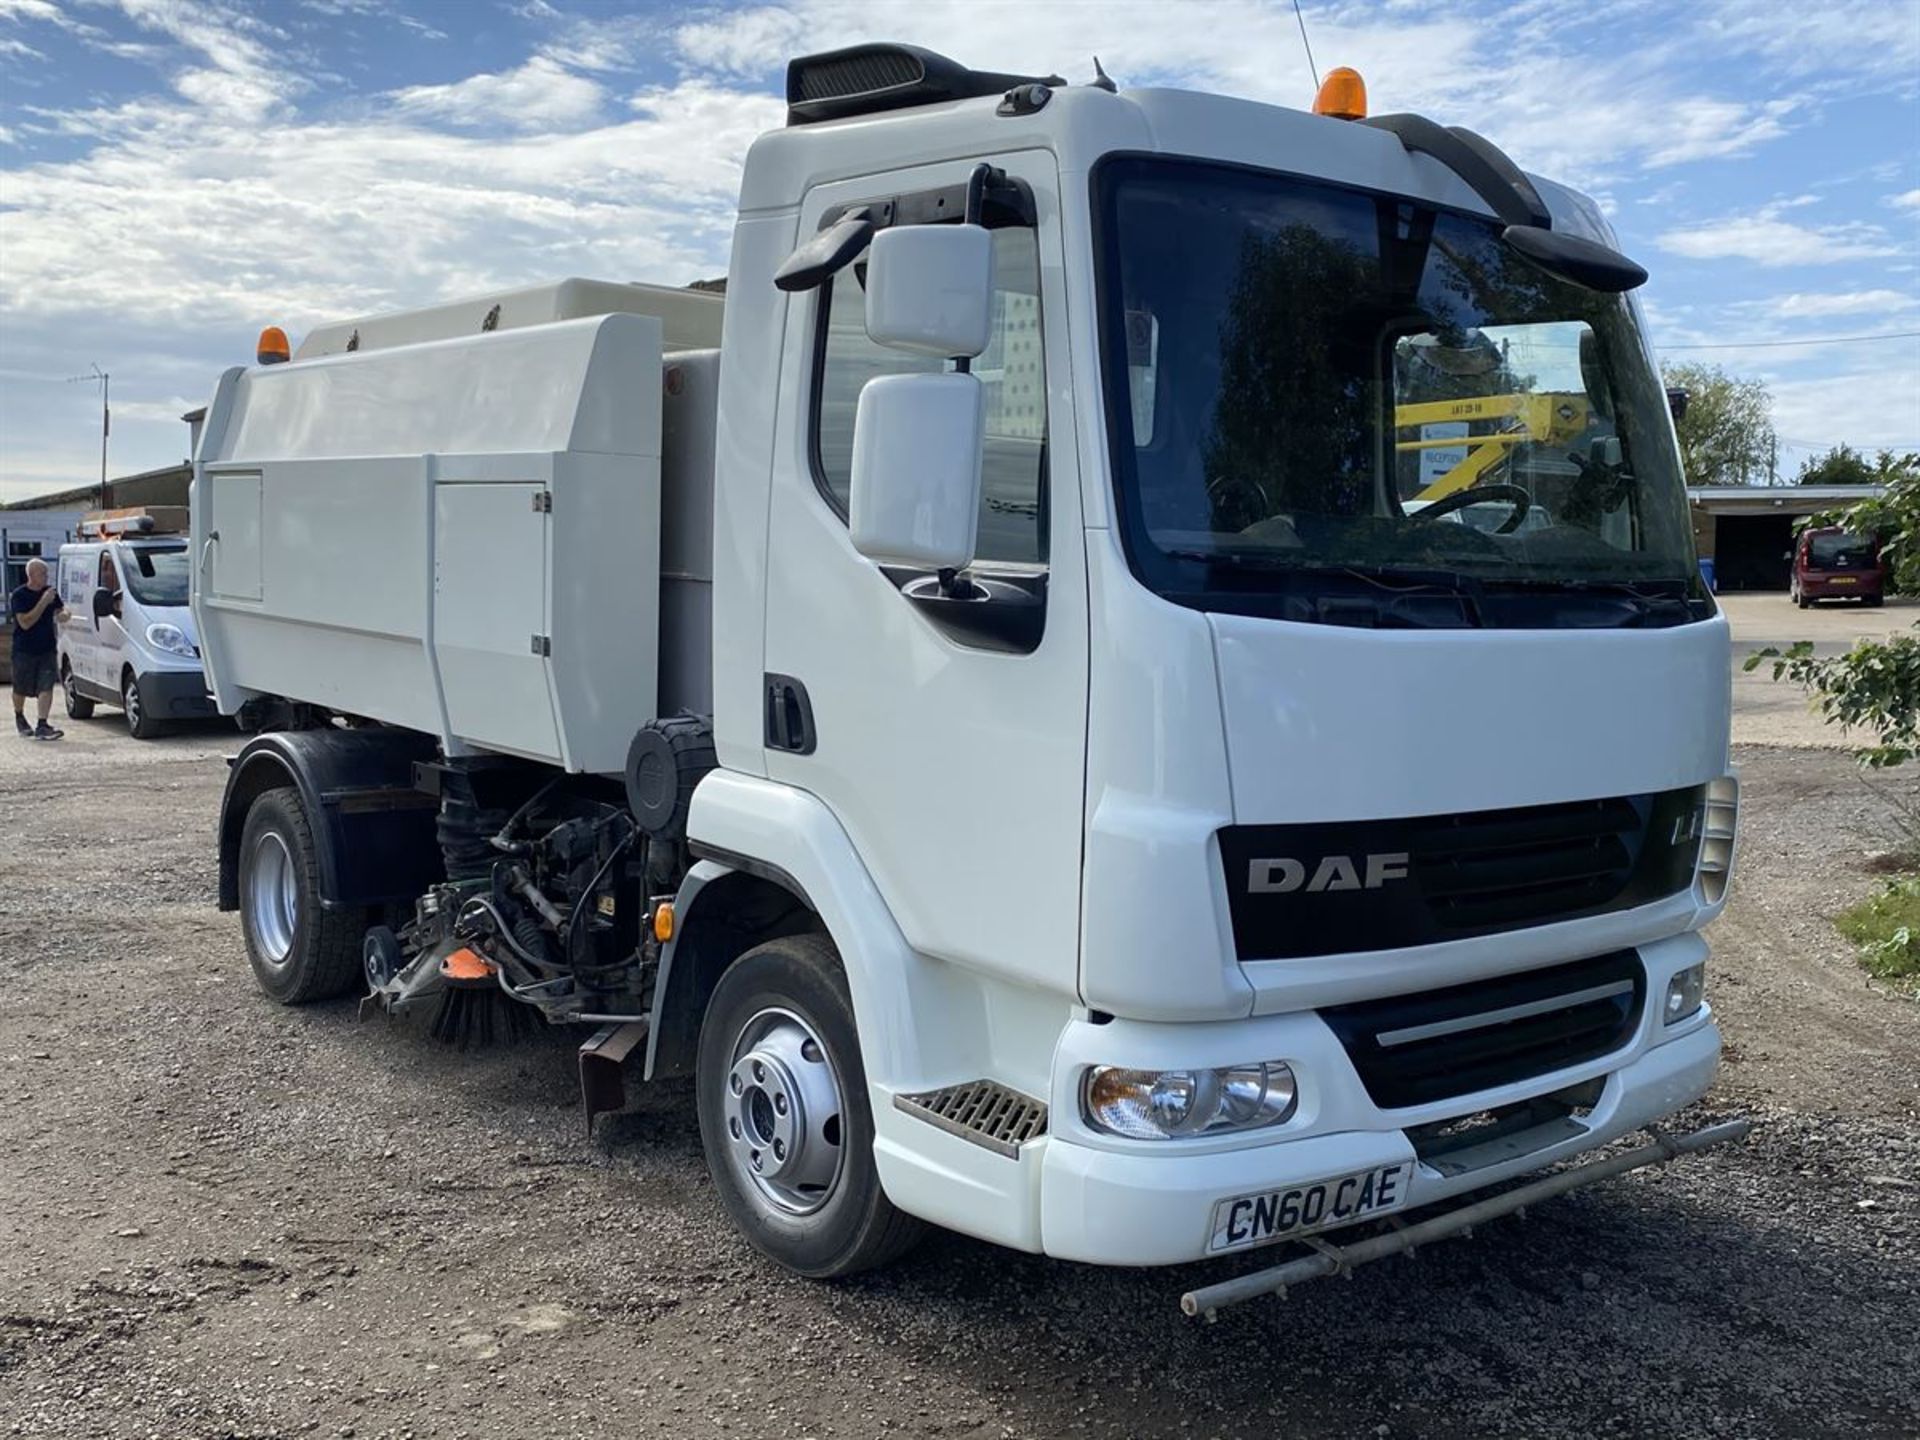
[10,649,57,699]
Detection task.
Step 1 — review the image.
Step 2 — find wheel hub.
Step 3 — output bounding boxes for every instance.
[246,831,298,968]
[722,1009,844,1215]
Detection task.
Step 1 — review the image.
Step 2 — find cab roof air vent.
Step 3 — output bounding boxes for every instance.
[786,42,1064,126]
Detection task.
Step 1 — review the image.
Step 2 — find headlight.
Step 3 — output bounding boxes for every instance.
[1695,775,1737,904]
[1083,1061,1297,1140]
[1664,963,1705,1025]
[146,622,196,657]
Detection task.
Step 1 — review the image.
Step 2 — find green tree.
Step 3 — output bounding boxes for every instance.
[1795,443,1878,486]
[1660,361,1776,485]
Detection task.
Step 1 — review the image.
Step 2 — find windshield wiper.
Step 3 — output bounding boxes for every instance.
[1160,551,1489,626]
[1161,550,1468,591]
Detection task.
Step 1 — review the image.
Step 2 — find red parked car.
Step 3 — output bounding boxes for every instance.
[1792,526,1886,608]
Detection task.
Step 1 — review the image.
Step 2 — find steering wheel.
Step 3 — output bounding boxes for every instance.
[1408,483,1532,534]
[1206,474,1273,534]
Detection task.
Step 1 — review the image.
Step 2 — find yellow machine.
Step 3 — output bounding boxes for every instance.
[1394,392,1590,501]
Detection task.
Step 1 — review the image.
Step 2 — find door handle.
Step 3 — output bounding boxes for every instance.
[765,673,816,755]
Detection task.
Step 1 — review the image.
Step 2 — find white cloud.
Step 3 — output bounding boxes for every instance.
[1759,290,1920,319]
[1657,209,1904,267]
[389,56,605,131]
[1768,363,1920,452]
[1890,189,1920,212]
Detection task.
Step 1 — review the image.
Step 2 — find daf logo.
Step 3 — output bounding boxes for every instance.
[1249,852,1411,894]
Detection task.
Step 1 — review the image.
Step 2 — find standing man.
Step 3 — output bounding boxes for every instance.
[10,558,65,740]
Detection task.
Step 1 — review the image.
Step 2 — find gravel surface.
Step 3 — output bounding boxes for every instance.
[2,711,1915,1438]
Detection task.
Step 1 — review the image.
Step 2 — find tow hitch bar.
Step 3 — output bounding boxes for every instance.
[1180,1118,1752,1320]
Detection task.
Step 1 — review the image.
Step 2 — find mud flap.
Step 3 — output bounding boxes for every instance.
[578,1020,650,1136]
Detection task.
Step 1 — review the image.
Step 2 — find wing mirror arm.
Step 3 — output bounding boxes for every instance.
[773,207,876,292]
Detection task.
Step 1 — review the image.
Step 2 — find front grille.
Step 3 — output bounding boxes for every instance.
[1415,795,1644,931]
[1321,951,1645,1110]
[1217,786,1702,960]
[894,1080,1047,1159]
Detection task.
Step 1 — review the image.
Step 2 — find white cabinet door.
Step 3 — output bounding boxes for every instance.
[433,481,561,763]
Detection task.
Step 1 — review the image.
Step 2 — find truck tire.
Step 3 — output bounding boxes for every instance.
[61,660,95,720]
[237,786,365,1004]
[697,933,925,1278]
[123,670,164,740]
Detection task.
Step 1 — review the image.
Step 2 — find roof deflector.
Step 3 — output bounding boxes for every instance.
[1363,112,1647,294]
[786,43,1064,126]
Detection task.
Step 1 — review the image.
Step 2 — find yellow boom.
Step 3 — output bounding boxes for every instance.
[1394,393,1590,500]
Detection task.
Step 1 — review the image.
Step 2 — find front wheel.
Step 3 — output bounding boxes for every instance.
[62,661,95,720]
[237,787,366,1003]
[696,933,925,1278]
[123,671,164,739]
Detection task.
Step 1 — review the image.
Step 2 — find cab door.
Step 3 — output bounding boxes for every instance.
[759,152,1089,998]
[90,546,127,692]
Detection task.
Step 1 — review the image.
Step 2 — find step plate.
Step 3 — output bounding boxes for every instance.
[894,1079,1048,1159]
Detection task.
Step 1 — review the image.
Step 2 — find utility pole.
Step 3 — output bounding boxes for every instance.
[66,364,111,509]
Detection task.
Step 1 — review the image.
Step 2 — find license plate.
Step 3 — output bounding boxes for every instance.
[1208,1161,1414,1254]
[1831,577,1856,585]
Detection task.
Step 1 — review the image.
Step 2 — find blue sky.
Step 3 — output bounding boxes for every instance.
[1,0,1916,503]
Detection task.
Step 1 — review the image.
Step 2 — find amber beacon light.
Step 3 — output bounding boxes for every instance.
[1312,66,1367,120]
[256,326,291,365]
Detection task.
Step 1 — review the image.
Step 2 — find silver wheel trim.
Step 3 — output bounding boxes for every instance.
[722,1006,846,1217]
[123,676,140,726]
[247,831,298,968]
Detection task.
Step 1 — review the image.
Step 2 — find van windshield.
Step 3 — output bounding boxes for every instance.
[123,545,189,606]
[1094,157,1707,628]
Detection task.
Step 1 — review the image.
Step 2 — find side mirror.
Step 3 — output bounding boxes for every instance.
[863,224,994,358]
[849,372,984,569]
[91,586,115,620]
[1666,387,1690,425]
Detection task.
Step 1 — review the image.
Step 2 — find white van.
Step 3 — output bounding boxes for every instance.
[57,527,217,738]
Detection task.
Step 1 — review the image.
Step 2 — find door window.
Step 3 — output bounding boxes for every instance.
[812,226,1048,567]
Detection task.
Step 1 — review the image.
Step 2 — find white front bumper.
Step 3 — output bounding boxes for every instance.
[1038,1007,1720,1267]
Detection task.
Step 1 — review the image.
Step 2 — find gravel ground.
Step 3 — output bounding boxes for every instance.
[1720,593,1914,749]
[2,702,1915,1438]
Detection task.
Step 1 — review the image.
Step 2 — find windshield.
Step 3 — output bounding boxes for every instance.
[122,544,189,606]
[1808,532,1874,570]
[1095,158,1705,628]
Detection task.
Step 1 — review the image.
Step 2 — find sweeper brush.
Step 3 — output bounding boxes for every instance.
[428,947,535,1050]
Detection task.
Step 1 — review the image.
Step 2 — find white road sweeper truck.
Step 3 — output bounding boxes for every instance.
[192,47,1745,1314]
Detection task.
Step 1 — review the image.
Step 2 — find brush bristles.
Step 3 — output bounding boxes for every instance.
[429,988,536,1050]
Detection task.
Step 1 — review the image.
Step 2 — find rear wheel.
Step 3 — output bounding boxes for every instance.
[696,933,924,1278]
[123,670,164,739]
[237,786,366,1003]
[1865,594,1885,608]
[61,660,95,720]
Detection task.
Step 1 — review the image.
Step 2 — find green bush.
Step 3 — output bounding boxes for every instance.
[1836,877,1920,986]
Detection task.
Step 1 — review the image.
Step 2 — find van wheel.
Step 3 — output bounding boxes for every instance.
[238,787,366,1004]
[62,661,95,720]
[1865,595,1885,608]
[123,671,164,739]
[697,933,925,1278]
